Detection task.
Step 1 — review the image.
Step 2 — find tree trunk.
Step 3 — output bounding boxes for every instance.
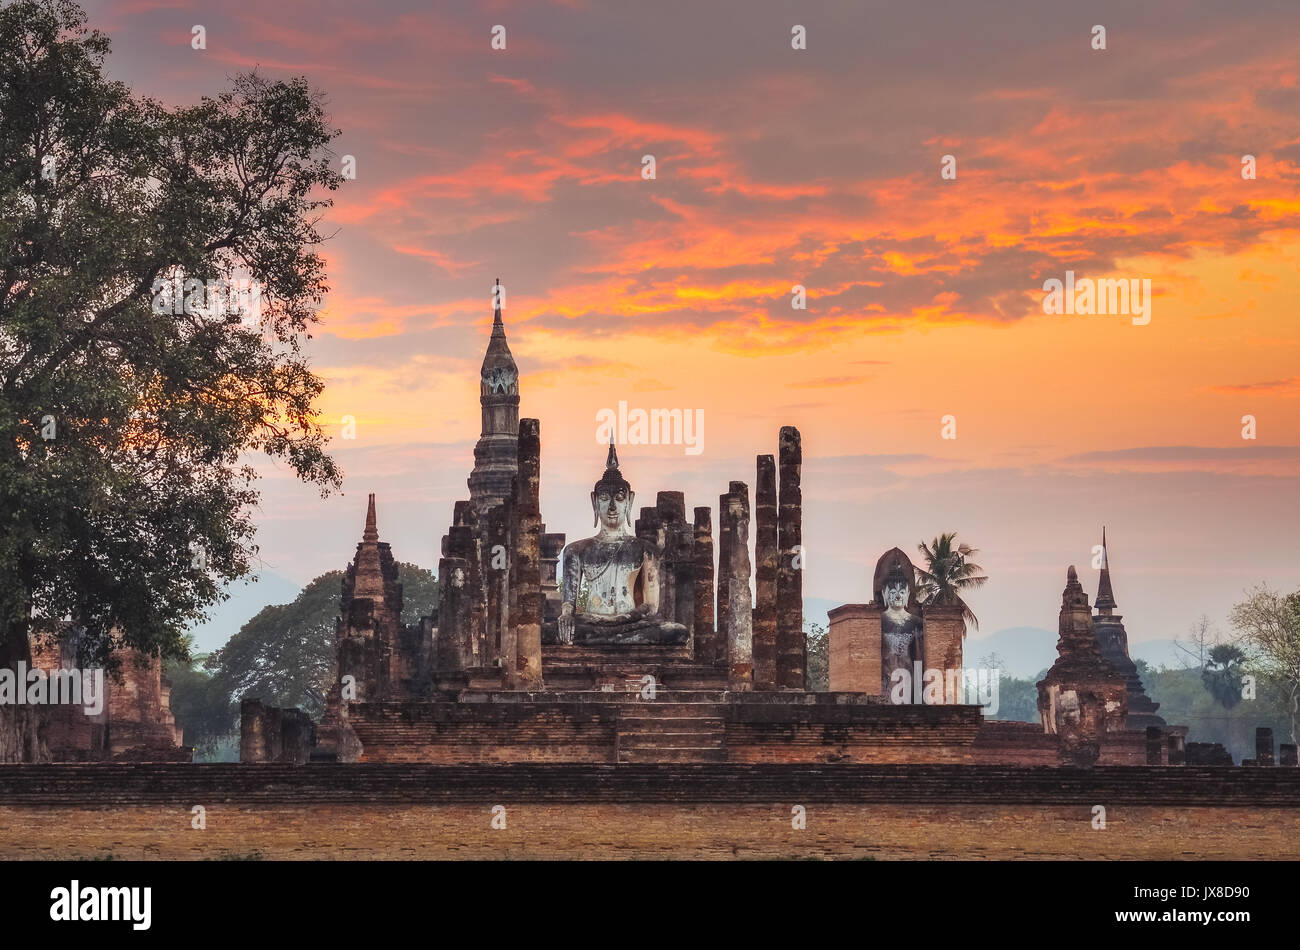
[0,578,49,763]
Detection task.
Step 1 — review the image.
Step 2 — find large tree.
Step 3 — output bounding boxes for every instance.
[203,565,438,720]
[0,1,342,758]
[1230,585,1300,743]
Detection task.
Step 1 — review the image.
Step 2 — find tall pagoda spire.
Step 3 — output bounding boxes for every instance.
[352,493,386,599]
[468,279,520,514]
[1095,526,1117,614]
[363,493,379,542]
[1090,527,1165,728]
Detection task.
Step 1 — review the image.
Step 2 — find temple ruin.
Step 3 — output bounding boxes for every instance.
[30,631,189,762]
[241,297,1254,771]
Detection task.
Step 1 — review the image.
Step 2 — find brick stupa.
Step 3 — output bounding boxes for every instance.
[1037,565,1128,766]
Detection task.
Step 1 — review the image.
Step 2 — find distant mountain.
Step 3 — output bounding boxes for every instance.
[1128,638,1188,672]
[966,628,1189,679]
[185,571,302,655]
[963,626,1057,679]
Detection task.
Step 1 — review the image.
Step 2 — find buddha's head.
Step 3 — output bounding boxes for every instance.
[883,580,909,611]
[592,440,634,531]
[882,562,913,611]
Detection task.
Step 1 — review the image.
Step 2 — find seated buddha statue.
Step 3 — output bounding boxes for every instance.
[549,442,688,646]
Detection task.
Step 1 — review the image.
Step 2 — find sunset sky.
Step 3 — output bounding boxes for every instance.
[81,0,1300,656]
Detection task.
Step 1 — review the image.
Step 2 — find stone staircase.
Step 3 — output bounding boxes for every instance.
[616,690,727,764]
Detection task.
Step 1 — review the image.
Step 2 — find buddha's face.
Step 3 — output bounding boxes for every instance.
[592,486,633,531]
[883,582,909,610]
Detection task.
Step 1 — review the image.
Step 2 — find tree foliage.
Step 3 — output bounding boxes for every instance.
[1201,643,1246,710]
[203,564,437,720]
[1229,585,1300,743]
[915,532,988,630]
[0,0,343,681]
[805,620,828,690]
[1141,661,1293,762]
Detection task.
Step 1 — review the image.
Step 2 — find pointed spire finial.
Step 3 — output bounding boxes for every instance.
[593,436,630,495]
[1095,525,1117,611]
[492,278,503,329]
[363,493,379,543]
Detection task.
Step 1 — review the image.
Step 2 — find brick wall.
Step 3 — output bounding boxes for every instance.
[921,605,965,680]
[2,764,1297,860]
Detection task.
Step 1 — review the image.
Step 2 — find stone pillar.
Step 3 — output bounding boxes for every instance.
[776,426,805,689]
[1256,727,1275,766]
[1145,727,1164,765]
[240,699,269,763]
[692,507,718,664]
[436,556,472,670]
[448,502,484,666]
[502,485,519,678]
[717,490,733,660]
[657,491,686,524]
[508,418,543,689]
[724,481,753,691]
[828,604,882,693]
[1280,744,1298,767]
[1167,733,1186,766]
[484,504,511,667]
[921,605,965,701]
[657,492,694,636]
[635,506,662,549]
[753,455,778,690]
[540,530,566,626]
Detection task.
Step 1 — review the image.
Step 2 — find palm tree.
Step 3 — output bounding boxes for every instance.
[915,533,988,631]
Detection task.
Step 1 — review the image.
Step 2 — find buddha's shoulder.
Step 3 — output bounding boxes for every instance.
[566,536,654,557]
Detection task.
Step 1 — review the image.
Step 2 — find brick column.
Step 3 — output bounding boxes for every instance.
[657,492,694,635]
[449,502,484,666]
[239,699,269,763]
[436,556,472,671]
[635,506,662,548]
[828,604,881,693]
[752,455,779,690]
[724,481,753,691]
[717,489,733,662]
[921,604,965,701]
[484,504,510,667]
[692,507,717,664]
[502,485,519,680]
[776,426,805,689]
[1256,727,1275,766]
[508,419,543,689]
[540,530,566,626]
[1145,727,1165,765]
